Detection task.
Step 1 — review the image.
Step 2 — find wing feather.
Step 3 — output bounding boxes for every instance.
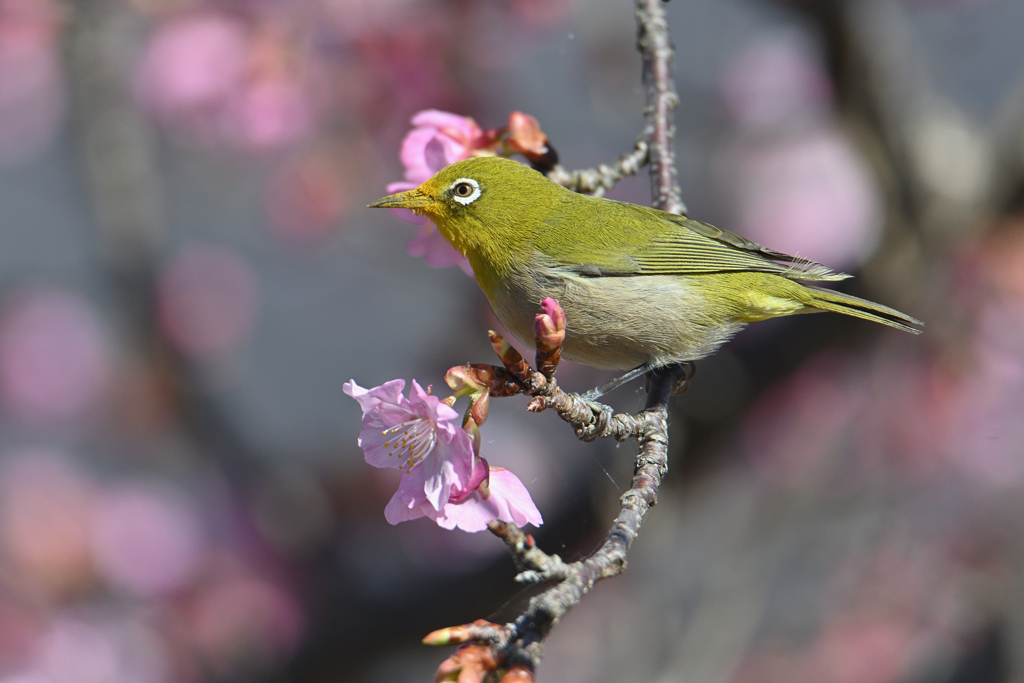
[541,198,850,282]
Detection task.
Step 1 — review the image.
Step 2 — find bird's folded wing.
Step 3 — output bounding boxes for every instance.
[555,204,850,282]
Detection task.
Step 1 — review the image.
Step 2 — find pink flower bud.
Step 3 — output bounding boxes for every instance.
[506,111,548,158]
[445,365,489,396]
[540,298,566,330]
[534,298,566,351]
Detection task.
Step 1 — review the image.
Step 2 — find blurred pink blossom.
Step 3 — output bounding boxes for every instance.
[157,244,258,356]
[220,23,314,149]
[135,12,313,149]
[90,482,206,597]
[742,352,868,485]
[721,34,833,130]
[344,379,476,526]
[135,12,249,138]
[0,449,96,596]
[717,130,883,270]
[266,154,345,241]
[716,34,881,270]
[429,467,543,533]
[0,0,66,165]
[188,571,303,675]
[31,616,171,683]
[0,289,112,423]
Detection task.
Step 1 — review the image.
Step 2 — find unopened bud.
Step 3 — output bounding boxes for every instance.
[424,625,471,647]
[540,298,566,330]
[506,112,548,158]
[488,331,529,379]
[424,619,501,647]
[434,644,503,683]
[533,313,565,352]
[446,365,489,396]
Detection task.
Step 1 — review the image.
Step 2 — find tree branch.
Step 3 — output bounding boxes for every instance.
[636,0,685,215]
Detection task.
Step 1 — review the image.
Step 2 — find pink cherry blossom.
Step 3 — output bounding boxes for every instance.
[428,467,543,533]
[399,109,486,183]
[344,379,476,525]
[387,108,489,275]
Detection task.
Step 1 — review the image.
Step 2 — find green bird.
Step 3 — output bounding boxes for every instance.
[371,156,921,392]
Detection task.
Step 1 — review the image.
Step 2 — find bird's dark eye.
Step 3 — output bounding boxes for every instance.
[449,177,481,205]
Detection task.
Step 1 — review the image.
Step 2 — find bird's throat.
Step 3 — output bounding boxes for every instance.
[431,214,519,287]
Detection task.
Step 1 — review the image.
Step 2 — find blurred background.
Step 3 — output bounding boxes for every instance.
[0,0,1022,681]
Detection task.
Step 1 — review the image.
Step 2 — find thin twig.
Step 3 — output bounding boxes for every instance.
[636,0,685,215]
[545,140,649,196]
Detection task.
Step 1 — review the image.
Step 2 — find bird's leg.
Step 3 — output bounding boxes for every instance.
[646,361,696,395]
[581,363,656,401]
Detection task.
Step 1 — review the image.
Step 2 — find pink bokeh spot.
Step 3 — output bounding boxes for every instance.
[722,131,882,270]
[157,244,258,356]
[189,572,303,673]
[266,155,345,241]
[0,289,112,423]
[33,616,171,683]
[135,11,313,150]
[221,76,312,150]
[90,482,206,597]
[721,34,833,130]
[0,449,96,594]
[0,0,66,166]
[135,13,249,129]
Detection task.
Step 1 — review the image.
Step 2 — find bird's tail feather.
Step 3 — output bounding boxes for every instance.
[804,286,923,334]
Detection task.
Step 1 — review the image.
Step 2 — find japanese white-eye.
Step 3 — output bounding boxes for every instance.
[371,156,921,375]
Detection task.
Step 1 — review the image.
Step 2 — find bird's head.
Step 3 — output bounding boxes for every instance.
[370,156,541,218]
[369,157,554,264]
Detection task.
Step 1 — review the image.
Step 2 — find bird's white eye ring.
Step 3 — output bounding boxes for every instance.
[450,178,481,205]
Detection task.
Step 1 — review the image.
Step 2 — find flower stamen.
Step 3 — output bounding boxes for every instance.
[383,419,438,471]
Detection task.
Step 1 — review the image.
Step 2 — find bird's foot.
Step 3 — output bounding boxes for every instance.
[661,362,696,395]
